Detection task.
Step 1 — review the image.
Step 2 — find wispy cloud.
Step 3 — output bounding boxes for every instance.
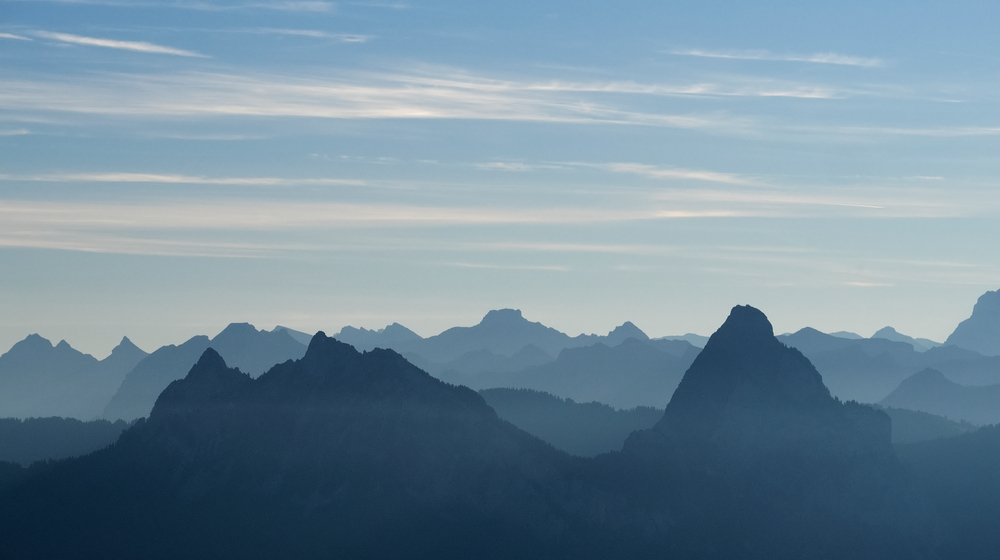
[252,28,369,42]
[0,129,31,136]
[34,31,208,57]
[1,172,364,186]
[0,70,751,131]
[10,0,334,12]
[670,48,884,67]
[0,33,32,41]
[570,162,757,186]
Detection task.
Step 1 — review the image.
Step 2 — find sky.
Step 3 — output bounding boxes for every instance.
[2,0,1000,357]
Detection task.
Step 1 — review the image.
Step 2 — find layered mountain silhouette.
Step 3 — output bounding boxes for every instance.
[0,335,146,419]
[778,327,1000,403]
[335,309,654,368]
[0,306,938,558]
[445,337,698,409]
[946,289,1000,356]
[103,323,306,420]
[479,388,662,457]
[880,368,1000,425]
[0,335,640,559]
[872,326,941,352]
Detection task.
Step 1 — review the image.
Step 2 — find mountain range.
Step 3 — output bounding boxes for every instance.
[0,335,146,419]
[0,305,940,559]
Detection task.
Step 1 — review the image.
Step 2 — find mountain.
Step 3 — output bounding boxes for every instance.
[0,336,649,559]
[334,309,651,366]
[412,343,553,377]
[0,335,147,419]
[896,425,1000,557]
[872,326,941,352]
[103,324,306,421]
[657,333,709,347]
[777,327,1000,403]
[880,368,1000,425]
[607,305,933,559]
[0,417,132,465]
[272,325,313,345]
[479,388,662,457]
[443,337,699,410]
[830,330,863,339]
[879,406,975,444]
[946,289,1000,356]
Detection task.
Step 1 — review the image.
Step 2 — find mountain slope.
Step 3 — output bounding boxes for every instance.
[880,368,1000,425]
[946,289,1000,356]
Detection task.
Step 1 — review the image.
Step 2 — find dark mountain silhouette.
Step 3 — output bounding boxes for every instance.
[479,388,662,457]
[0,417,132,465]
[897,424,1000,557]
[778,327,1000,403]
[879,406,975,444]
[442,337,699,410]
[103,324,306,421]
[0,307,941,559]
[946,289,1000,356]
[605,306,933,559]
[0,335,147,419]
[872,326,941,352]
[880,368,1000,425]
[0,336,653,560]
[334,309,651,366]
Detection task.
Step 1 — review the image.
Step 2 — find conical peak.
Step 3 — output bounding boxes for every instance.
[705,305,777,351]
[192,347,229,373]
[303,331,361,368]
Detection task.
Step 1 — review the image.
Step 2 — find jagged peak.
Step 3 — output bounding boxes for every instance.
[191,347,229,374]
[54,339,73,351]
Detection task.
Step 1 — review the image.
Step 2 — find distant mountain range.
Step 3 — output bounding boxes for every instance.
[880,368,1000,425]
[0,335,146,419]
[449,337,699,410]
[0,417,132,466]
[479,388,662,457]
[103,323,306,421]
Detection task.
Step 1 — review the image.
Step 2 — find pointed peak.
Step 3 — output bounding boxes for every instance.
[55,339,73,350]
[607,321,649,341]
[706,305,776,349]
[193,347,228,372]
[872,326,899,338]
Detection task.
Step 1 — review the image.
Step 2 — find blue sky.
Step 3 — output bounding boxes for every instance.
[2,0,1000,356]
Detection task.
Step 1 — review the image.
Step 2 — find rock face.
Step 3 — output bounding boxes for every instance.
[946,289,1000,356]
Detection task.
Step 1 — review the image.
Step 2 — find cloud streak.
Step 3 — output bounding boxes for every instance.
[0,33,32,41]
[670,49,883,67]
[1,172,364,186]
[9,0,333,12]
[34,31,207,57]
